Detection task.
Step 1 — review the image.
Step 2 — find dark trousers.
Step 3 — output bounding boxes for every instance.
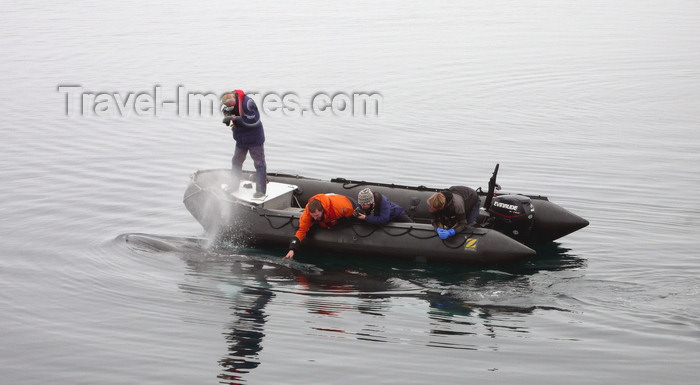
[467,197,481,224]
[232,144,267,193]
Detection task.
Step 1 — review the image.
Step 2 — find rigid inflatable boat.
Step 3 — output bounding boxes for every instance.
[183,165,589,265]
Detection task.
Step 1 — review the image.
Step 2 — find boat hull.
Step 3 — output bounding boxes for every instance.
[183,169,538,265]
[236,207,536,265]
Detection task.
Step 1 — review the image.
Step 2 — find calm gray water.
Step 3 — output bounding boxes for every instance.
[2,1,699,384]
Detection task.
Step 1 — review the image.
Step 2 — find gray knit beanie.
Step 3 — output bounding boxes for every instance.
[358,188,374,205]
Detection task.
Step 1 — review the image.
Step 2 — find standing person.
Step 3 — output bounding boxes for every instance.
[284,194,356,260]
[221,90,267,198]
[354,188,413,224]
[427,186,481,239]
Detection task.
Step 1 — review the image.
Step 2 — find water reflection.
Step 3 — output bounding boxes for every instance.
[526,242,587,272]
[217,261,273,385]
[121,234,584,382]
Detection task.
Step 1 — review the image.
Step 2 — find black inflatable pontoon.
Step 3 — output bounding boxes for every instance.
[183,166,588,265]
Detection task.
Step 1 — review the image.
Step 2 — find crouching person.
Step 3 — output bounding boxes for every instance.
[284,193,356,260]
[354,188,413,224]
[427,186,481,240]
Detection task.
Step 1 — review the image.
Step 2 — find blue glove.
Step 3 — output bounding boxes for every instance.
[437,228,456,239]
[435,227,447,239]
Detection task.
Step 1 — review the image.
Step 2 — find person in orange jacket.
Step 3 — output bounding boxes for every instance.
[283,193,357,259]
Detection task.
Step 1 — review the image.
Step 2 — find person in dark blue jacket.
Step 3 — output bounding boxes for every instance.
[354,188,413,224]
[221,90,267,197]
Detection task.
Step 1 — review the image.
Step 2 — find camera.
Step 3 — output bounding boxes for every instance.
[222,105,236,116]
[353,206,365,217]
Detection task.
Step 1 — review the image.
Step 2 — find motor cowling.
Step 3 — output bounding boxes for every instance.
[488,195,535,243]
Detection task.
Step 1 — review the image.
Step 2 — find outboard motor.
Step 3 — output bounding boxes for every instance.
[488,195,535,243]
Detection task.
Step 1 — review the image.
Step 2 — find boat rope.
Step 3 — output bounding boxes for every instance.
[252,207,481,249]
[292,194,302,209]
[182,178,204,202]
[331,177,438,192]
[183,181,238,205]
[263,215,296,230]
[347,222,476,249]
[182,189,200,202]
